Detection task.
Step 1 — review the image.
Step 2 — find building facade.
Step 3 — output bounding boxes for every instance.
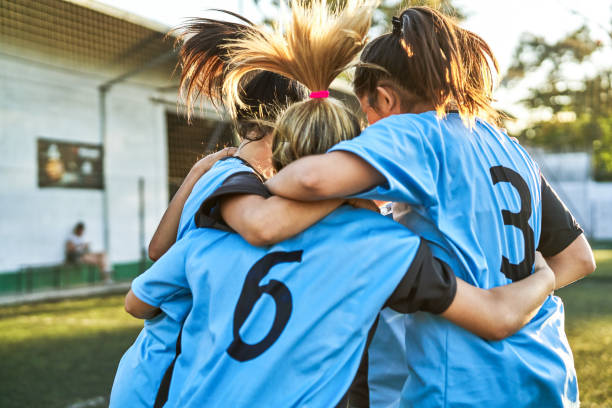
[0,0,234,276]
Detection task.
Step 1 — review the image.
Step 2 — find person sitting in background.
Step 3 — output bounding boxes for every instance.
[65,222,113,284]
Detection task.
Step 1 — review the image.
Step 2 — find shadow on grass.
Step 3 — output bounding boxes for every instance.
[0,326,141,408]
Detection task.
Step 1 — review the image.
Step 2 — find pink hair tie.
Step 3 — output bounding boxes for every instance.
[309,90,329,99]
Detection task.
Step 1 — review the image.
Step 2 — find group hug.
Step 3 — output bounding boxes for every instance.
[109,1,596,407]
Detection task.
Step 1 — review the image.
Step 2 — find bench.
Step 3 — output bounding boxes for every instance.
[16,263,101,293]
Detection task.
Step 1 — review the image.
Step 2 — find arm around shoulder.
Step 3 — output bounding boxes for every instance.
[220,194,344,246]
[441,253,555,341]
[266,151,384,200]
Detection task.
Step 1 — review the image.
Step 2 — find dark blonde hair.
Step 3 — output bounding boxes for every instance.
[175,13,307,139]
[223,0,375,169]
[354,7,499,123]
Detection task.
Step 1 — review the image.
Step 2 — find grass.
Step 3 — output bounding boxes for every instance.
[0,250,610,407]
[556,248,612,407]
[0,295,142,408]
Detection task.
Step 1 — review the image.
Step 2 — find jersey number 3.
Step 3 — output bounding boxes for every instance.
[490,166,535,282]
[227,251,303,362]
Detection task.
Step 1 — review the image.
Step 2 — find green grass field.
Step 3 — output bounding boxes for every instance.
[0,250,610,408]
[557,248,612,408]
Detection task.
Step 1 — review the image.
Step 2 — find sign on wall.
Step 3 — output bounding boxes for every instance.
[37,138,104,189]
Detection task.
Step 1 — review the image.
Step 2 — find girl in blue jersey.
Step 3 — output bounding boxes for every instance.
[111,15,351,408]
[124,2,560,407]
[264,6,596,407]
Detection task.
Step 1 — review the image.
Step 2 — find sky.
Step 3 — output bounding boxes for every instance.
[95,0,612,127]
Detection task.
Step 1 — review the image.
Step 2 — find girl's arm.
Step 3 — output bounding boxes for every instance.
[148,147,236,261]
[220,194,346,246]
[265,151,384,200]
[544,234,595,289]
[441,252,555,341]
[203,172,377,247]
[125,289,160,319]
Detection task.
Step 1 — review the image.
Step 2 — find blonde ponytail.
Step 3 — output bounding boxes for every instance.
[223,0,377,169]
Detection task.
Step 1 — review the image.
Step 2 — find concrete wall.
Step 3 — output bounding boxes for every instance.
[0,55,169,272]
[545,180,612,240]
[529,150,612,240]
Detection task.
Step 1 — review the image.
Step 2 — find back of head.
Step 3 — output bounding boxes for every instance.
[224,0,376,169]
[354,7,499,123]
[176,12,307,140]
[74,222,84,235]
[235,70,307,140]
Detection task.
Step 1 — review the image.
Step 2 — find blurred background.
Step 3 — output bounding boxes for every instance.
[0,0,610,407]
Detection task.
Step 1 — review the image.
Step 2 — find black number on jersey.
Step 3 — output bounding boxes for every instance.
[227,251,303,362]
[490,166,535,282]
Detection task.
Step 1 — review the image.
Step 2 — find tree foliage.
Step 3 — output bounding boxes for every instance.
[252,0,464,30]
[505,22,612,180]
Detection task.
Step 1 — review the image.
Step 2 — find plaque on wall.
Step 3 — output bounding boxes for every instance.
[37,138,104,189]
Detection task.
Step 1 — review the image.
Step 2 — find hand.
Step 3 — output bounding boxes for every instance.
[192,147,238,175]
[346,198,379,213]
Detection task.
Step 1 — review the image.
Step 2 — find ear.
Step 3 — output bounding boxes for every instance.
[374,86,402,116]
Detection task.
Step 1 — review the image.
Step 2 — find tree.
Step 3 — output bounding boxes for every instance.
[504,22,612,180]
[252,0,464,30]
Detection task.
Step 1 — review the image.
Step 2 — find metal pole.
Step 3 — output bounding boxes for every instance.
[138,177,147,273]
[99,86,111,256]
[97,49,177,262]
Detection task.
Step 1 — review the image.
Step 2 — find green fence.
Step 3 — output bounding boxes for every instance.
[0,260,151,296]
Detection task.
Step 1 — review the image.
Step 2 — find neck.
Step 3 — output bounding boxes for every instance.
[399,99,436,115]
[236,131,275,179]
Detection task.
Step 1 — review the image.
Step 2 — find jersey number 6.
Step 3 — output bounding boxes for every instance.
[490,166,535,282]
[227,250,303,362]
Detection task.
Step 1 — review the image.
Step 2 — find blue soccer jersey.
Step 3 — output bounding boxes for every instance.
[177,157,255,239]
[131,206,456,408]
[350,208,408,408]
[349,306,409,408]
[329,111,579,407]
[110,157,253,408]
[367,308,409,408]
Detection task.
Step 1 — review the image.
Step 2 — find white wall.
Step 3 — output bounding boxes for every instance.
[589,182,612,239]
[529,150,612,240]
[0,55,169,272]
[550,181,612,240]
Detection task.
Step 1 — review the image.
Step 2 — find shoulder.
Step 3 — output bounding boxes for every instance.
[213,156,254,173]
[309,207,422,263]
[356,113,443,148]
[324,206,414,237]
[192,157,254,192]
[363,113,430,134]
[207,171,268,201]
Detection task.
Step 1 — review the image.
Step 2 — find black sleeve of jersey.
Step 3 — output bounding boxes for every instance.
[346,316,380,408]
[537,174,583,257]
[194,172,271,229]
[385,240,457,315]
